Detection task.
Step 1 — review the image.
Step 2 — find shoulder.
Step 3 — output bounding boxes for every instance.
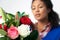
[50,25,60,37]
[43,25,60,40]
[54,25,60,39]
[51,25,60,33]
[51,25,60,31]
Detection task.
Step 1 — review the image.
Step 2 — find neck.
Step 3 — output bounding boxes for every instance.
[38,17,49,25]
[37,18,49,32]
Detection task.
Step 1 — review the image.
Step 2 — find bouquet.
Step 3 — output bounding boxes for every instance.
[0,7,38,40]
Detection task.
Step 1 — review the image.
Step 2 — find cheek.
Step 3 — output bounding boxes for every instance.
[32,10,35,16]
[40,8,48,16]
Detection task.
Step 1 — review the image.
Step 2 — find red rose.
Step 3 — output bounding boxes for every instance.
[20,16,32,25]
[4,24,8,31]
[0,24,8,31]
[0,24,2,29]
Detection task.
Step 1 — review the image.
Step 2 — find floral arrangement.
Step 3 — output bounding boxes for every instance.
[0,7,35,40]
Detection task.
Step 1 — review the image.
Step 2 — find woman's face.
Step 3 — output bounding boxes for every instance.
[32,0,50,21]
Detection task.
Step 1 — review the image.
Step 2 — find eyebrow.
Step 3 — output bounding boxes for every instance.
[32,4,43,7]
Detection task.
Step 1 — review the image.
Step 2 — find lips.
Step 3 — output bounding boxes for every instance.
[35,14,40,17]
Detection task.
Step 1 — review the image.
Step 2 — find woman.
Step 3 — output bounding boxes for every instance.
[31,0,60,40]
[15,0,60,40]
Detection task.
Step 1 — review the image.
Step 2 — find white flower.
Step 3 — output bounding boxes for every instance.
[18,24,31,38]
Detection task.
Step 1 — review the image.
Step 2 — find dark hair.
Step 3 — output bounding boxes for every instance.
[32,0,60,28]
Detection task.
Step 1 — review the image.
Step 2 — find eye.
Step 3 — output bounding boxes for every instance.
[39,6,43,8]
[32,7,36,10]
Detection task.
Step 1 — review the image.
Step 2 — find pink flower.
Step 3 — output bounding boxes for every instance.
[7,26,19,39]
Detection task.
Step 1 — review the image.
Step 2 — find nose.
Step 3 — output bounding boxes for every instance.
[36,8,39,12]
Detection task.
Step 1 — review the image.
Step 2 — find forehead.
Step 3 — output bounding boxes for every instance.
[32,0,45,6]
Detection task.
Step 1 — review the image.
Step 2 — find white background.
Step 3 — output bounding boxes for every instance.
[0,0,60,23]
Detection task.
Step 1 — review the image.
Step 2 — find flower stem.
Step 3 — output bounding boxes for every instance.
[20,37,23,40]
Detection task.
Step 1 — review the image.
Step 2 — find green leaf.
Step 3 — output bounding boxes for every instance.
[0,37,6,40]
[17,11,22,18]
[21,12,25,16]
[6,36,10,40]
[0,29,7,36]
[0,36,10,40]
[21,12,29,17]
[6,13,15,20]
[0,7,7,21]
[5,19,15,27]
[17,11,27,18]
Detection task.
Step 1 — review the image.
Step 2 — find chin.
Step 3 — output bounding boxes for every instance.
[36,18,41,21]
[36,17,44,21]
